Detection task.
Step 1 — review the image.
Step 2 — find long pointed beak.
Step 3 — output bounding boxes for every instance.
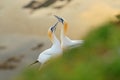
[54,15,64,24]
[54,15,61,20]
[52,21,59,31]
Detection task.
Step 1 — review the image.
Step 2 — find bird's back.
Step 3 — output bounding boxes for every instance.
[61,36,84,49]
[37,47,62,64]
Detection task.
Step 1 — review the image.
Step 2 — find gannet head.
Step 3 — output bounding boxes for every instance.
[54,15,64,24]
[48,22,58,41]
[54,15,68,34]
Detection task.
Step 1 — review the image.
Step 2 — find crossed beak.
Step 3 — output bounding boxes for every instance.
[53,21,59,31]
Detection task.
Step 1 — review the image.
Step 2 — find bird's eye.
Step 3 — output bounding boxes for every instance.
[60,18,64,24]
[50,27,54,32]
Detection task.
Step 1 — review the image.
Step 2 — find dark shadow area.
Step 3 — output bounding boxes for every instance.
[53,0,72,9]
[0,55,24,70]
[23,0,57,9]
[0,46,6,50]
[23,0,72,10]
[31,43,44,51]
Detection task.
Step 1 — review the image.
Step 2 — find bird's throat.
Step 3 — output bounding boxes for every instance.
[64,22,68,35]
[48,31,53,42]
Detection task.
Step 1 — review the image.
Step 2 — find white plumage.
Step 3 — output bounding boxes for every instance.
[31,22,62,66]
[54,15,84,49]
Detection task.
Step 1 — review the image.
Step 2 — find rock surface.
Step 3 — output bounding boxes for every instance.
[0,0,120,80]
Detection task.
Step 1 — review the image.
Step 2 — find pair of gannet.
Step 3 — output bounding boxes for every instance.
[30,15,84,66]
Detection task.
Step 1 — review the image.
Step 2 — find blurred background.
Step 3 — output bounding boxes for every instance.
[0,0,120,80]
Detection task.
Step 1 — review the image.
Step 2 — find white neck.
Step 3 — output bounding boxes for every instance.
[51,32,61,49]
[60,25,73,48]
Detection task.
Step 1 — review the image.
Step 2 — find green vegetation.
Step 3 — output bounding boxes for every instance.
[17,21,120,80]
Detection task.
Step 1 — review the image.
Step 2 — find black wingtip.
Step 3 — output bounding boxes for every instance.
[28,60,39,67]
